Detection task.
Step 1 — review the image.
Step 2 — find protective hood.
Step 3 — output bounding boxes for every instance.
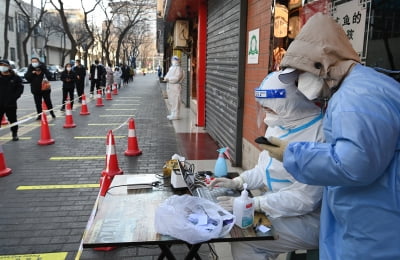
[281,13,360,89]
[255,69,321,128]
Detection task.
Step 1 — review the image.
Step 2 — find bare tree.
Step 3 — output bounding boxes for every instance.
[3,0,11,59]
[80,0,101,67]
[49,0,78,61]
[14,0,47,65]
[41,12,65,64]
[98,0,121,65]
[112,0,151,66]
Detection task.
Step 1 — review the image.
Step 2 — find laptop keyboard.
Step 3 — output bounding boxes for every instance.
[196,186,239,203]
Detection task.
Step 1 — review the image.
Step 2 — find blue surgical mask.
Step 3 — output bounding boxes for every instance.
[32,62,39,68]
[0,66,9,72]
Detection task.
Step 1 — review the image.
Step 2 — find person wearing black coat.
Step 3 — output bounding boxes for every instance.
[73,59,86,102]
[89,60,106,98]
[24,57,55,120]
[0,59,24,141]
[60,63,77,111]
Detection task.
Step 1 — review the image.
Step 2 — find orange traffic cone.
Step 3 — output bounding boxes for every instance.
[79,94,90,115]
[1,115,8,125]
[63,98,76,128]
[101,130,123,177]
[38,113,55,145]
[105,85,112,100]
[0,145,12,177]
[124,118,142,156]
[96,89,104,107]
[112,83,118,95]
[42,100,48,111]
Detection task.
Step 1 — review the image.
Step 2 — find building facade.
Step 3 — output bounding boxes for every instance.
[0,0,72,68]
[160,0,400,169]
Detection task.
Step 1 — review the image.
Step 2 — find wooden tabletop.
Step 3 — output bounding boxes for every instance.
[82,174,275,248]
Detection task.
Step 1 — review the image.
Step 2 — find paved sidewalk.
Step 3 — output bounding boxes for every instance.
[0,74,208,260]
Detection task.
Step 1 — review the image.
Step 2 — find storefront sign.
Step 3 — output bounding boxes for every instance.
[248,28,260,64]
[332,0,371,61]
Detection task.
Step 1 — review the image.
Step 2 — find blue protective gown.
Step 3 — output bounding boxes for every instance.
[284,64,400,259]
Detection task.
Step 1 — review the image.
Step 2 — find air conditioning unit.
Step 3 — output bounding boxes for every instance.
[173,20,189,48]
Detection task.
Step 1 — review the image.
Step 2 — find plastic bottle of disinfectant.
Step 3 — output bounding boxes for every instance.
[233,183,254,228]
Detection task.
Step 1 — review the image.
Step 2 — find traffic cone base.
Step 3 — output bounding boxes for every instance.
[0,168,12,177]
[80,94,90,115]
[96,89,104,107]
[1,115,8,125]
[63,98,76,128]
[101,130,123,177]
[38,113,55,145]
[0,146,12,177]
[105,85,112,100]
[112,83,118,95]
[124,118,142,156]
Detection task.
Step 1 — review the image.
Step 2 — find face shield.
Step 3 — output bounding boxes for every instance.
[254,79,286,128]
[171,56,180,66]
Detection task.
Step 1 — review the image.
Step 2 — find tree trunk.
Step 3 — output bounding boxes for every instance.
[3,0,10,59]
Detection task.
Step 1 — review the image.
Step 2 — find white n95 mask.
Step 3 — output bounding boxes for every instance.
[298,72,327,100]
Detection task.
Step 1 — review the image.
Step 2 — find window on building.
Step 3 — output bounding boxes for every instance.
[8,16,14,32]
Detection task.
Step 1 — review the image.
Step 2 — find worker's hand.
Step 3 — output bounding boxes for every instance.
[253,196,262,212]
[208,177,243,190]
[216,196,234,211]
[259,137,288,162]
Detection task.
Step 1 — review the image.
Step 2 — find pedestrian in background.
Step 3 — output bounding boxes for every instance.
[113,66,122,89]
[164,56,184,120]
[105,63,114,89]
[24,57,55,120]
[60,63,77,111]
[89,60,105,98]
[73,59,86,103]
[0,59,24,141]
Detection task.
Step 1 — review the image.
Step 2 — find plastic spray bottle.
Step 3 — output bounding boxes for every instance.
[233,183,254,228]
[214,147,230,177]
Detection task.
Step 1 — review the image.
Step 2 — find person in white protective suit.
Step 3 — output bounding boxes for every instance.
[164,56,185,120]
[209,69,324,260]
[261,13,400,259]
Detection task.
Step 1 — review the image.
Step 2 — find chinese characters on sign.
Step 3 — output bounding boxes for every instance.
[332,0,370,61]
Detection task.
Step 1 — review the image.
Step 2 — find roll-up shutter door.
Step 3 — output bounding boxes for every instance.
[206,0,246,165]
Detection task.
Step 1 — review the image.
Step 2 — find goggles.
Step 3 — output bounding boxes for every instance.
[254,88,286,99]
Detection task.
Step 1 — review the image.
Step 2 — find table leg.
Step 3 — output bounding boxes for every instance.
[184,243,202,260]
[158,244,176,260]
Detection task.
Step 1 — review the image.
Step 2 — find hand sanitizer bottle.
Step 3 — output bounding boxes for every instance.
[214,147,230,177]
[233,183,254,228]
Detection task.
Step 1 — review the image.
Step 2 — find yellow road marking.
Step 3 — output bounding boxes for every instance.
[0,252,68,260]
[17,184,99,190]
[105,108,137,111]
[99,115,134,117]
[0,137,31,140]
[74,136,125,139]
[50,156,104,160]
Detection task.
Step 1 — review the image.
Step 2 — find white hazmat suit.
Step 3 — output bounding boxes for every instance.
[211,70,324,259]
[164,56,185,120]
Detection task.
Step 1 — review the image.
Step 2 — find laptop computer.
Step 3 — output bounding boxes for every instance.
[178,161,241,203]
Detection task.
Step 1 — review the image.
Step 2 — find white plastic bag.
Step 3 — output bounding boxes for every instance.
[155,194,235,244]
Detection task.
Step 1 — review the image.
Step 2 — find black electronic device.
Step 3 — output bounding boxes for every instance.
[255,136,278,147]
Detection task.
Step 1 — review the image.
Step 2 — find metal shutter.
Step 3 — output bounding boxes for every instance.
[206,0,246,166]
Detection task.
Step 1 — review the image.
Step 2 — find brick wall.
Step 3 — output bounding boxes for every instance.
[242,0,272,170]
